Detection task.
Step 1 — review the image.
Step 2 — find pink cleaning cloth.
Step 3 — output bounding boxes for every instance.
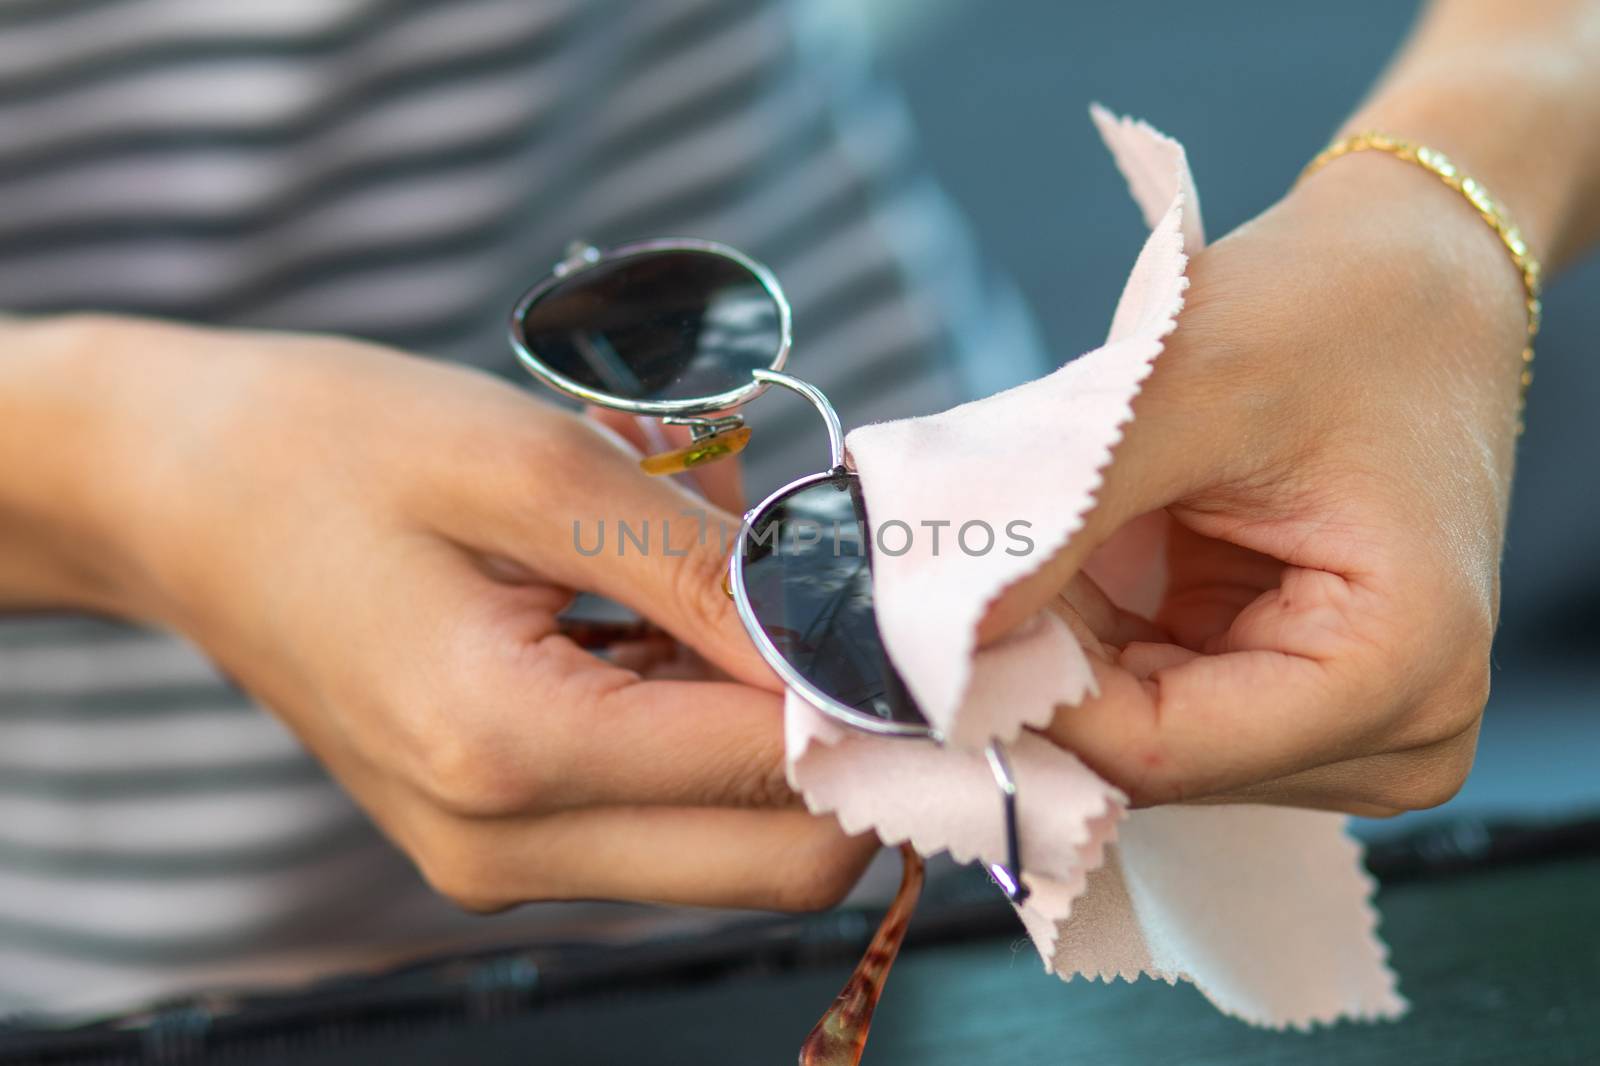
[785,106,1406,1028]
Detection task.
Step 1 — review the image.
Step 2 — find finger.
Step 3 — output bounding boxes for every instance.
[584,678,790,809]
[470,412,774,689]
[540,637,796,809]
[585,405,653,454]
[1154,522,1287,650]
[583,490,771,689]
[1042,541,1402,803]
[466,629,794,811]
[1183,787,1402,820]
[540,806,876,910]
[1057,570,1170,648]
[434,805,879,912]
[1195,720,1479,815]
[1047,639,1378,807]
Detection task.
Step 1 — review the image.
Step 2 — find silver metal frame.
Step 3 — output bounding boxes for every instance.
[751,368,845,471]
[507,237,793,417]
[510,238,1028,904]
[984,741,1030,904]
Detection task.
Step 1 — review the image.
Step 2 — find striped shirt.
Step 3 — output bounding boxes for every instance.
[0,0,1046,1020]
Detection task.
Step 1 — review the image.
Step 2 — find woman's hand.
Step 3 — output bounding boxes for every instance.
[984,150,1530,817]
[0,314,873,912]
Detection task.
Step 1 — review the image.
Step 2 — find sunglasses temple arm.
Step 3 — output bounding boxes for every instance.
[798,843,925,1066]
[752,369,846,473]
[985,739,1031,905]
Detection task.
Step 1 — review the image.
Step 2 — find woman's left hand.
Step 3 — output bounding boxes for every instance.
[983,149,1529,817]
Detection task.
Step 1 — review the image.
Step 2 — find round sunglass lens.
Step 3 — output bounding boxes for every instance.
[739,475,926,730]
[516,249,783,404]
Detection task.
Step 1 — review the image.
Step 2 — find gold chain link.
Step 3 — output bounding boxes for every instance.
[1299,131,1541,432]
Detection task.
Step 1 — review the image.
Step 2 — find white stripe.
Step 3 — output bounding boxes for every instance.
[805,297,946,387]
[0,633,221,695]
[0,0,380,74]
[671,91,908,250]
[0,60,569,231]
[773,214,903,322]
[7,61,332,136]
[615,0,736,40]
[0,0,571,135]
[0,707,302,773]
[224,156,921,341]
[0,845,392,941]
[225,231,521,333]
[0,83,571,311]
[1,149,546,281]
[0,778,352,853]
[570,73,819,234]
[588,4,786,145]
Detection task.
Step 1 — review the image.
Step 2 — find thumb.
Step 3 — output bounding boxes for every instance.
[593,486,776,692]
[975,342,1250,645]
[535,417,776,691]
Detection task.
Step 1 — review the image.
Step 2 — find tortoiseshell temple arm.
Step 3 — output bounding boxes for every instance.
[798,844,926,1066]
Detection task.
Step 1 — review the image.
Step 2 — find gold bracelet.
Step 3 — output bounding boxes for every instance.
[1299,131,1541,431]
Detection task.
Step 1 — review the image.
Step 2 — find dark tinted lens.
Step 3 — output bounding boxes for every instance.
[740,474,926,730]
[516,249,783,403]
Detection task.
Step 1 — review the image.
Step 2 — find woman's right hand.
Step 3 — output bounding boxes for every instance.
[0,314,874,913]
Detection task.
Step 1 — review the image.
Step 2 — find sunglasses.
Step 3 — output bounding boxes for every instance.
[510,238,1028,1064]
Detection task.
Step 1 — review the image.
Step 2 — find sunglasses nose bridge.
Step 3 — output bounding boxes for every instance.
[751,368,846,473]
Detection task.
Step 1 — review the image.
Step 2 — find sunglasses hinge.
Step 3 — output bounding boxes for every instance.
[663,414,746,441]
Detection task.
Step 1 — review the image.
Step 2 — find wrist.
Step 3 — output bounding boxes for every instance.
[0,314,184,619]
[1278,149,1530,435]
[1289,146,1528,321]
[1341,47,1600,271]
